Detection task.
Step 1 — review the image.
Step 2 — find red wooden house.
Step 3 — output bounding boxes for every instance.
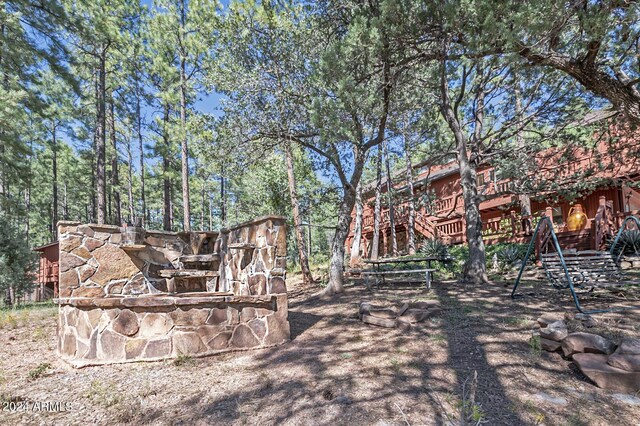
[348,115,640,258]
[33,241,59,301]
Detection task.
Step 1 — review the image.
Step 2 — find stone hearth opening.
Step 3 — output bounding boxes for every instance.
[55,216,290,367]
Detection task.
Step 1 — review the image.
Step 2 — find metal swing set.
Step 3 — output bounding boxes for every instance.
[511,215,640,313]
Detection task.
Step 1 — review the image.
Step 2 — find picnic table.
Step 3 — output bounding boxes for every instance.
[362,255,442,290]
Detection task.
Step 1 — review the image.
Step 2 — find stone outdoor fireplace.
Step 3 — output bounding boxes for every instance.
[55,216,290,367]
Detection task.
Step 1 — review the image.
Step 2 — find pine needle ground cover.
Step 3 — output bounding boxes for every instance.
[1,274,639,425]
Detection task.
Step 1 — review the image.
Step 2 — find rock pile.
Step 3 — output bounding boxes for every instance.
[619,255,640,270]
[359,300,441,331]
[535,314,640,393]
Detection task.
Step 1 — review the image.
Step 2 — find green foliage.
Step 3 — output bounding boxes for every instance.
[486,243,531,271]
[173,353,196,367]
[28,363,51,380]
[0,218,37,303]
[495,244,529,269]
[419,238,451,259]
[1,0,638,296]
[529,335,541,356]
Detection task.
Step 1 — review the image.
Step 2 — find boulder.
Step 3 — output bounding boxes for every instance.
[537,314,564,328]
[562,332,616,357]
[573,313,598,328]
[540,338,562,352]
[368,308,397,320]
[573,353,640,393]
[397,321,412,333]
[359,302,382,316]
[539,320,568,342]
[399,309,429,324]
[395,303,409,317]
[607,338,640,372]
[361,314,397,328]
[410,300,440,310]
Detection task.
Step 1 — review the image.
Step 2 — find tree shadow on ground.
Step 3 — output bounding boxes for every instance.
[131,279,640,425]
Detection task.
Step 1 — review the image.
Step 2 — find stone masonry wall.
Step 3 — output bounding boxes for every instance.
[219,216,288,296]
[57,222,192,297]
[57,294,290,367]
[56,216,290,366]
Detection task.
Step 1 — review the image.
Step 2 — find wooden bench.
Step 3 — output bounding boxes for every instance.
[540,250,628,289]
[361,268,435,290]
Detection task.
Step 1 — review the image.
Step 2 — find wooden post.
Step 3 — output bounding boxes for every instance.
[594,196,606,250]
[510,210,517,237]
[382,229,388,258]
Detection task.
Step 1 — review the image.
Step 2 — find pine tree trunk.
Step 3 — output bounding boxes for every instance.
[285,143,312,285]
[51,122,58,239]
[24,142,31,241]
[349,183,363,265]
[109,97,121,226]
[323,153,366,296]
[458,154,487,283]
[63,182,68,220]
[162,103,172,231]
[200,179,205,230]
[179,0,191,232]
[96,49,107,225]
[325,197,354,295]
[127,134,135,223]
[439,60,487,284]
[384,142,397,256]
[370,146,383,260]
[136,81,147,227]
[514,82,532,233]
[220,165,226,225]
[90,71,97,223]
[209,192,213,230]
[403,130,416,255]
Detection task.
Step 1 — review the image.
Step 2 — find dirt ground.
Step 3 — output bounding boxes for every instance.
[1,275,640,426]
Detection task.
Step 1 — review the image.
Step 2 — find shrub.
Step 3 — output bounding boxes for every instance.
[418,238,460,277]
[485,242,531,271]
[173,353,196,367]
[419,238,451,259]
[28,362,51,380]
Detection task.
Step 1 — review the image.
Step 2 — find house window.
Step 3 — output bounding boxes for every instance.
[489,169,496,183]
[477,173,485,186]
